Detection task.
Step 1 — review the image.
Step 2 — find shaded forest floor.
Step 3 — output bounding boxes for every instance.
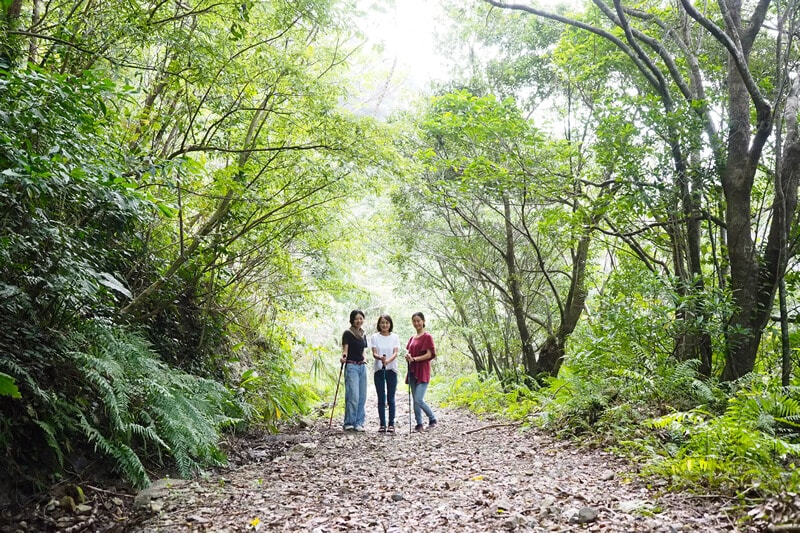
[1,392,791,532]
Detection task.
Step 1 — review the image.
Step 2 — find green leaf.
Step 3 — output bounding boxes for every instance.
[95,272,132,299]
[0,372,21,398]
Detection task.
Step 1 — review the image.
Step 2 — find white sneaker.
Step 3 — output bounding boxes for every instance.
[343,425,354,431]
[354,426,365,432]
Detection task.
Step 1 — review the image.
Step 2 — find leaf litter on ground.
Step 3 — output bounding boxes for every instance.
[0,392,785,532]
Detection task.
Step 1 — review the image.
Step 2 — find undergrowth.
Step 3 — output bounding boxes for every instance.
[0,320,248,490]
[441,366,800,495]
[65,321,244,486]
[641,376,800,493]
[441,372,539,421]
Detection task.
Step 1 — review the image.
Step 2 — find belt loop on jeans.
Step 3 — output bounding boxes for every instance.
[346,360,366,365]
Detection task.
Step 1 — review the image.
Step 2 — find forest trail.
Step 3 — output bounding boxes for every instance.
[128,387,745,533]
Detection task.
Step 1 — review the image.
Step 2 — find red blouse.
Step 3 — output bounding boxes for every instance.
[406,332,436,383]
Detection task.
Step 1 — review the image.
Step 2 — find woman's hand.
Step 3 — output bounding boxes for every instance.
[340,355,347,364]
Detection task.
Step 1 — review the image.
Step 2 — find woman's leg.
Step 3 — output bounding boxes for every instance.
[343,365,357,428]
[412,379,435,423]
[409,374,423,426]
[374,370,386,427]
[355,365,367,428]
[386,370,397,426]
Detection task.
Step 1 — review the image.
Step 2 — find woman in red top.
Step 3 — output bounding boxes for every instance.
[405,311,437,432]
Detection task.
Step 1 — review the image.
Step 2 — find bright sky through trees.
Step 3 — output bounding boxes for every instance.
[351,0,446,115]
[352,0,579,116]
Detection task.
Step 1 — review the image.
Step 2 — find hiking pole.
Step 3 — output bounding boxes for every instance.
[383,361,388,410]
[328,361,345,429]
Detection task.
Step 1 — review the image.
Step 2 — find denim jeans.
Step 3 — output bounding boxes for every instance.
[408,373,435,426]
[343,363,367,428]
[374,368,397,427]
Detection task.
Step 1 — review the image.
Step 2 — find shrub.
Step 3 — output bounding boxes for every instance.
[0,320,245,490]
[646,376,800,492]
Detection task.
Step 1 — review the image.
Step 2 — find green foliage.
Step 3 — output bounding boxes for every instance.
[231,323,318,431]
[0,372,20,398]
[0,63,160,489]
[442,372,539,421]
[645,377,800,492]
[0,64,145,332]
[1,321,244,489]
[535,371,621,437]
[440,0,565,112]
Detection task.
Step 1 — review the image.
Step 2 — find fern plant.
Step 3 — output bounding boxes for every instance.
[647,378,800,492]
[60,321,245,486]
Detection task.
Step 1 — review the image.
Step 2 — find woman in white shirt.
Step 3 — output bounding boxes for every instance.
[370,314,400,434]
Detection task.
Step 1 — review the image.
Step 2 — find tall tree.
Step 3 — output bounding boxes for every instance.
[398,91,598,379]
[483,0,800,380]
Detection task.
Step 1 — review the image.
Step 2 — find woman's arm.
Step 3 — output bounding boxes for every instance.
[410,349,431,362]
[386,346,398,364]
[411,335,435,362]
[372,342,382,360]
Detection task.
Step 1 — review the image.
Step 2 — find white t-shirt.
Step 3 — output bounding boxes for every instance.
[369,332,400,374]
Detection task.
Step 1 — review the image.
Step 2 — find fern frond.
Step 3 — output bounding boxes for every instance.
[32,419,64,467]
[79,416,149,488]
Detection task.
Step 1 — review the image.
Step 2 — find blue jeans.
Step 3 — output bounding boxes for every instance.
[344,364,367,428]
[374,369,397,427]
[408,373,435,426]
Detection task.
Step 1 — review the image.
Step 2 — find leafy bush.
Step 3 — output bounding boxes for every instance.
[1,321,245,489]
[539,266,727,438]
[535,371,620,437]
[442,372,539,421]
[646,377,800,492]
[232,323,318,430]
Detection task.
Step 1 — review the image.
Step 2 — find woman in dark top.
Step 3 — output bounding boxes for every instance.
[340,309,368,432]
[405,311,437,432]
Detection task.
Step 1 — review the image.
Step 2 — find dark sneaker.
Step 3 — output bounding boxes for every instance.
[428,420,438,429]
[387,425,395,434]
[413,424,425,432]
[378,426,386,433]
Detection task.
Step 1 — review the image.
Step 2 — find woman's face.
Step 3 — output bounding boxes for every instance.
[353,313,364,328]
[412,315,424,332]
[379,318,390,332]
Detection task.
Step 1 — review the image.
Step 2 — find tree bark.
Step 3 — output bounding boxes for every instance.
[502,195,539,377]
[1,0,24,65]
[537,229,591,376]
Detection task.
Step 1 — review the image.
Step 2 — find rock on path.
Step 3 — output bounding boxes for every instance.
[131,400,744,532]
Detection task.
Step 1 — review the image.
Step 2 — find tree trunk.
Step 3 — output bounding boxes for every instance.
[720,38,797,381]
[502,195,539,377]
[537,229,591,376]
[780,278,791,386]
[1,0,24,65]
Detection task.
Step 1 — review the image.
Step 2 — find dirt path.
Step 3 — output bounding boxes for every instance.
[128,390,748,533]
